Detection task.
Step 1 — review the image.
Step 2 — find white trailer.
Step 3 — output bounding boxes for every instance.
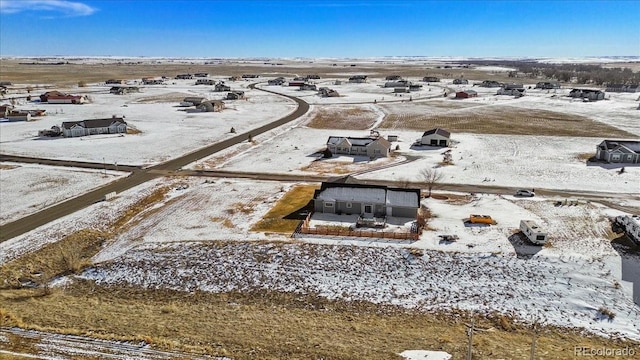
[520,220,548,245]
[614,215,640,245]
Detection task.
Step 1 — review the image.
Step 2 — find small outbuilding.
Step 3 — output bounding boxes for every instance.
[421,128,451,147]
[520,220,548,245]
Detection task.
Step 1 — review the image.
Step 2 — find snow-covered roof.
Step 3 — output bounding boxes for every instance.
[601,140,640,153]
[386,190,419,208]
[422,128,450,138]
[316,187,386,203]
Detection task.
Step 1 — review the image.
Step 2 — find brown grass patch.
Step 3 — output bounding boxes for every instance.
[576,152,595,161]
[251,185,318,233]
[126,126,142,135]
[0,229,109,289]
[211,217,234,228]
[380,105,635,137]
[0,281,636,359]
[134,92,191,104]
[306,106,378,130]
[0,164,20,170]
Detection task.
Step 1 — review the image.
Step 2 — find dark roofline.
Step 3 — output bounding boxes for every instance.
[317,181,421,197]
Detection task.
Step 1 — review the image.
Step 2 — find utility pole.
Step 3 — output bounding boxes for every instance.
[530,320,538,360]
[103,157,106,177]
[466,316,475,360]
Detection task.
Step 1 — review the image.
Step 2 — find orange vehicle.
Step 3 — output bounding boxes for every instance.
[469,214,497,225]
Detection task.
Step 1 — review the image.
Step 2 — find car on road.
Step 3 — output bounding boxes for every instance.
[515,189,535,197]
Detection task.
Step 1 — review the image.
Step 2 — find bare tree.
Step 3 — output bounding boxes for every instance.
[419,168,443,197]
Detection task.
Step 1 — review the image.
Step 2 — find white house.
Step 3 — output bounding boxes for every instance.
[61,117,127,137]
[326,136,391,158]
[420,128,451,147]
[595,140,640,164]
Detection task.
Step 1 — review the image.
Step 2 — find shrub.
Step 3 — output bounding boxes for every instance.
[598,306,616,320]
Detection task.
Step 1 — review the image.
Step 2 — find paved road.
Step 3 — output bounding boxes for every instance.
[0,85,309,242]
[0,153,141,172]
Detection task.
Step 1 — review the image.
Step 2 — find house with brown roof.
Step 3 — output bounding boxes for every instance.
[455,90,477,99]
[196,100,225,112]
[226,91,245,100]
[61,116,127,137]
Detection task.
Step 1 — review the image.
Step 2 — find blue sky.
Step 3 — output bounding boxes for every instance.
[1,0,638,57]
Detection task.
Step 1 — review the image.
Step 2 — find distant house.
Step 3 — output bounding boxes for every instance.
[293,76,307,81]
[288,80,306,87]
[110,86,139,95]
[300,83,317,91]
[455,90,477,99]
[194,73,209,77]
[214,82,231,92]
[142,78,164,85]
[61,116,127,137]
[26,109,47,117]
[306,74,321,80]
[497,84,525,97]
[423,76,440,82]
[175,74,193,80]
[0,81,12,86]
[228,76,240,81]
[182,97,207,106]
[313,182,420,219]
[606,84,640,93]
[242,74,260,79]
[394,87,409,93]
[105,79,124,85]
[0,104,14,117]
[348,75,368,83]
[226,91,245,100]
[268,77,286,85]
[479,80,502,88]
[6,111,32,122]
[595,140,640,164]
[326,135,392,158]
[39,91,66,102]
[196,100,225,112]
[421,128,451,147]
[385,80,410,88]
[409,84,423,92]
[196,79,216,85]
[535,81,560,89]
[385,75,403,81]
[46,94,87,104]
[452,78,468,85]
[318,87,339,97]
[569,88,605,101]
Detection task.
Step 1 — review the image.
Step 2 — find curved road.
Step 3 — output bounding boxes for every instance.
[0,84,309,242]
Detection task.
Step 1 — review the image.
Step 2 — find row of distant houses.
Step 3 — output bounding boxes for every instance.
[1,104,46,121]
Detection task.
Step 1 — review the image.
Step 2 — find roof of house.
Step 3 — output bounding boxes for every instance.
[314,182,420,208]
[327,136,391,148]
[422,128,451,138]
[457,90,477,95]
[61,117,126,130]
[601,140,640,153]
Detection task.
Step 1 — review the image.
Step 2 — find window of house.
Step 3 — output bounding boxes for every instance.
[346,202,352,208]
[324,202,334,207]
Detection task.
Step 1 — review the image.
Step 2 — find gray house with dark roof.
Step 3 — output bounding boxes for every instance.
[326,136,391,158]
[595,140,640,164]
[313,182,420,218]
[420,128,451,147]
[61,117,127,137]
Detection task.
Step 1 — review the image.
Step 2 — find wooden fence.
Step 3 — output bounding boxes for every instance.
[298,213,419,241]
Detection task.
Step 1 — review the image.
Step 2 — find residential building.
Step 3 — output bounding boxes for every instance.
[535,81,560,89]
[423,76,440,82]
[455,90,477,98]
[595,140,640,164]
[195,79,216,85]
[569,88,605,101]
[175,74,193,80]
[326,135,392,158]
[196,100,225,112]
[420,128,451,147]
[453,78,468,85]
[348,75,368,83]
[61,116,127,137]
[313,182,420,219]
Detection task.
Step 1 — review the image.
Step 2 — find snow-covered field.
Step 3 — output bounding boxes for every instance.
[79,239,640,341]
[0,80,297,166]
[0,162,127,225]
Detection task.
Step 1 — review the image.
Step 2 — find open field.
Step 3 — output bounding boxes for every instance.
[379,104,635,137]
[1,281,637,360]
[305,104,379,130]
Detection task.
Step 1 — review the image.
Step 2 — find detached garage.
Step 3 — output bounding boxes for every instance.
[421,128,451,147]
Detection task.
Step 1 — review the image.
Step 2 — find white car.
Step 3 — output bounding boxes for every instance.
[515,189,535,197]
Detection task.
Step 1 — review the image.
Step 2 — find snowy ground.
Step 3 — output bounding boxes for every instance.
[201,125,639,194]
[0,80,296,166]
[0,162,127,225]
[400,350,452,360]
[79,240,640,341]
